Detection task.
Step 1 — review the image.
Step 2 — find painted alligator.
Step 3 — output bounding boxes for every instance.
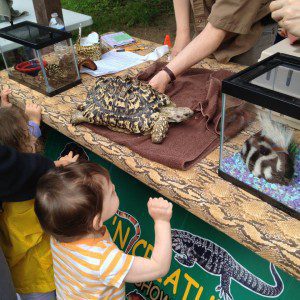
[126,290,146,300]
[172,229,284,300]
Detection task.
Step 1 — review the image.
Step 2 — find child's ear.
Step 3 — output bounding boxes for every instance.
[92,214,103,231]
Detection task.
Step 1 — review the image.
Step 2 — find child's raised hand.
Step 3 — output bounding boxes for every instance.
[25,103,42,125]
[0,89,12,108]
[54,151,79,167]
[147,197,173,223]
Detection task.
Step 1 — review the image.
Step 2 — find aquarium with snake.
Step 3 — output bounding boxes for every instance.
[0,20,81,96]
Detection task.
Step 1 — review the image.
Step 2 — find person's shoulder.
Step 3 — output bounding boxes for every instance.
[50,227,120,257]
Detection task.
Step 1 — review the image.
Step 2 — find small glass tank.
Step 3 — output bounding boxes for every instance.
[219,53,300,220]
[0,21,81,96]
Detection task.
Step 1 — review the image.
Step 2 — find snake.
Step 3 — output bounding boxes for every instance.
[116,209,141,254]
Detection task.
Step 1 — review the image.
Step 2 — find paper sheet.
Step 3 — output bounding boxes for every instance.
[80,45,169,77]
[80,32,99,46]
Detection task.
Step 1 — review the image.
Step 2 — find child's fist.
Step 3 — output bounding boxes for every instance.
[25,103,42,125]
[0,89,12,108]
[148,197,173,222]
[54,151,79,167]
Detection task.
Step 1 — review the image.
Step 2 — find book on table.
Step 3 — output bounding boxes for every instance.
[101,32,135,48]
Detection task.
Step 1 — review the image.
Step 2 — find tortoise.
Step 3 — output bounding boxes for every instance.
[70,76,194,143]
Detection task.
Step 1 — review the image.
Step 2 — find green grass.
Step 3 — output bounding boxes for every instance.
[62,0,173,34]
[0,1,173,71]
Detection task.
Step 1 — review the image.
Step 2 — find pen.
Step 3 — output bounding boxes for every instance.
[114,47,146,52]
[124,47,146,51]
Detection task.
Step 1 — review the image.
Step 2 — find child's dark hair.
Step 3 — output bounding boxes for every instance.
[0,107,31,152]
[35,162,110,242]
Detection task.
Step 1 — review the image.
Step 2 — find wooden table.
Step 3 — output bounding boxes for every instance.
[1,38,299,279]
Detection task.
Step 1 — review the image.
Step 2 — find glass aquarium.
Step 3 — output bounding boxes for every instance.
[0,21,81,96]
[219,53,300,220]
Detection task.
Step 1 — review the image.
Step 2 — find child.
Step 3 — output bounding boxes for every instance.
[0,89,78,300]
[0,89,78,202]
[35,162,173,299]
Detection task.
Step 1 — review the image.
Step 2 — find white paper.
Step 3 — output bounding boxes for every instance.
[81,45,169,77]
[141,46,169,61]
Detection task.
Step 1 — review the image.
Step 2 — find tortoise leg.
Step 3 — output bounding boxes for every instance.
[70,111,90,125]
[151,116,169,144]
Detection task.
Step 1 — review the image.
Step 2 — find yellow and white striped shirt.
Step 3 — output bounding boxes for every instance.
[51,227,134,300]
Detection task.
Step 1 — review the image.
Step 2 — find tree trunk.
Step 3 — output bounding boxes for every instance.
[32,0,63,26]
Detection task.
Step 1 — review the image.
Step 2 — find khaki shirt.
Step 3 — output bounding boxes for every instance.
[190,0,272,62]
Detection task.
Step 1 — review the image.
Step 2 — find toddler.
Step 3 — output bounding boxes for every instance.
[0,89,78,300]
[35,162,173,299]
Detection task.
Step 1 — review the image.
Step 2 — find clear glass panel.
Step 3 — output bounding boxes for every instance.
[1,43,43,86]
[251,64,300,99]
[219,94,300,214]
[1,23,67,46]
[38,38,80,93]
[1,37,81,96]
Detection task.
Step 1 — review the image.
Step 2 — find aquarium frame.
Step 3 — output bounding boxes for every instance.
[7,72,82,97]
[222,53,300,120]
[218,169,300,220]
[0,21,72,49]
[220,54,300,220]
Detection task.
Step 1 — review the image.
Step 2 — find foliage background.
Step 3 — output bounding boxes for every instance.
[0,1,175,69]
[61,0,174,34]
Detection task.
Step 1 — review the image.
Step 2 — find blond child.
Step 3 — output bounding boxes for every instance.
[0,89,78,300]
[35,162,173,299]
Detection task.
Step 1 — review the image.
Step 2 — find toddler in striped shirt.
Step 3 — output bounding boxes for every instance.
[35,162,173,299]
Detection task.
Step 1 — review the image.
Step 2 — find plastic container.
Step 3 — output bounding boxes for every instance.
[49,13,65,31]
[49,13,68,59]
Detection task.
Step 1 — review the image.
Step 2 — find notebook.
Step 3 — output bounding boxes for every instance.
[101,32,135,48]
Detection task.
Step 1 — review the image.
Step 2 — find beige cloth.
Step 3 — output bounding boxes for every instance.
[190,0,273,63]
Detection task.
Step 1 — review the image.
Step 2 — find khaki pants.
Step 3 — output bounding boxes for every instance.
[231,23,278,66]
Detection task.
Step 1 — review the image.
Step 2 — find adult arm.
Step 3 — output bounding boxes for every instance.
[172,0,192,57]
[150,0,268,93]
[149,22,226,93]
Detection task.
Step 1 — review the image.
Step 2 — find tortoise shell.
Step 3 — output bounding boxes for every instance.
[79,76,171,133]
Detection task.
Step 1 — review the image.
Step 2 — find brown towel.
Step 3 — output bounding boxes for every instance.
[84,62,248,170]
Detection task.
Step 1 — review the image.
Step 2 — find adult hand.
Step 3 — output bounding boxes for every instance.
[54,151,79,167]
[270,0,300,37]
[25,103,42,126]
[149,70,171,93]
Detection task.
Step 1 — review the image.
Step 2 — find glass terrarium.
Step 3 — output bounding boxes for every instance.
[0,21,81,96]
[219,53,300,220]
